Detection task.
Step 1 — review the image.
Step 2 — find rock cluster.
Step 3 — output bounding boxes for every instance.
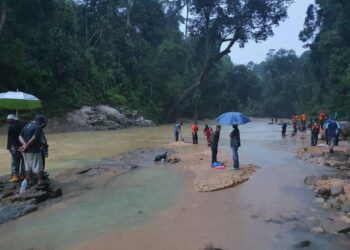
[297,146,350,170]
[66,105,155,131]
[0,176,62,225]
[305,175,350,219]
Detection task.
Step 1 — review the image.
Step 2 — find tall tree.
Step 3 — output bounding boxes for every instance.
[167,0,293,120]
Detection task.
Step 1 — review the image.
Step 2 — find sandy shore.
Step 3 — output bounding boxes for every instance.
[166,141,259,192]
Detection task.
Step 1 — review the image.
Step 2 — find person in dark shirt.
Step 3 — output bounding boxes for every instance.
[326,119,340,153]
[19,115,47,186]
[281,121,287,137]
[6,114,26,182]
[210,125,221,164]
[230,124,241,170]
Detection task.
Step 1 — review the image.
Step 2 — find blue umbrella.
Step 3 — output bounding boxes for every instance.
[216,112,250,125]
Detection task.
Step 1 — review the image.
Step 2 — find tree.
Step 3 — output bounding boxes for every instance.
[166,0,293,120]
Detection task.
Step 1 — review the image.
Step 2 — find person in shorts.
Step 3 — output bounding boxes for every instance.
[19,115,47,186]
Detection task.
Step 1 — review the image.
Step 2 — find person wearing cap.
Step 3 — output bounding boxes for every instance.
[19,115,47,187]
[229,123,241,170]
[6,114,26,182]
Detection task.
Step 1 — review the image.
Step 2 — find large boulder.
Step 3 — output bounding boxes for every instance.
[134,116,155,127]
[96,105,132,126]
[67,106,92,127]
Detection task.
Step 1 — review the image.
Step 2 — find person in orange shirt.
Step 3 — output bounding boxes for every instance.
[191,121,199,144]
[300,112,307,131]
[292,114,299,134]
[318,111,326,128]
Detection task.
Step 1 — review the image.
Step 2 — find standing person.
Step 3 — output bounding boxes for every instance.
[40,118,49,170]
[300,112,307,131]
[230,124,241,170]
[203,124,213,147]
[19,115,47,187]
[173,122,181,141]
[6,114,26,182]
[326,118,340,153]
[191,121,199,144]
[281,121,287,137]
[311,121,320,146]
[292,114,299,135]
[318,110,326,128]
[210,125,221,164]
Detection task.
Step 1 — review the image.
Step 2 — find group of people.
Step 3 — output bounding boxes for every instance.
[292,112,308,134]
[173,122,241,170]
[7,114,49,188]
[288,110,341,153]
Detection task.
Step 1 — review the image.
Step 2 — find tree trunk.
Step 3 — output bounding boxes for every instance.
[0,0,7,34]
[166,38,237,121]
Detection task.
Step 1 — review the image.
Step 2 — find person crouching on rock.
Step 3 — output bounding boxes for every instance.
[7,114,26,182]
[19,115,47,188]
[210,125,221,164]
[311,120,320,146]
[230,124,241,170]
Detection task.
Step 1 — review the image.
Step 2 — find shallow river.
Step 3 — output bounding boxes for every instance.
[0,119,349,250]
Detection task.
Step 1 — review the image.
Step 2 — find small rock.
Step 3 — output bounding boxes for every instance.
[304,175,329,185]
[316,187,330,198]
[0,190,14,200]
[2,183,16,191]
[330,185,344,197]
[48,187,62,199]
[314,197,325,204]
[75,168,92,175]
[311,226,324,233]
[293,240,311,248]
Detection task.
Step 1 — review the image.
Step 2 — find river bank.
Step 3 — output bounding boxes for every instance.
[1,120,350,250]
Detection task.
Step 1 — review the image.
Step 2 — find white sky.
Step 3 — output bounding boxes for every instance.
[230,0,315,65]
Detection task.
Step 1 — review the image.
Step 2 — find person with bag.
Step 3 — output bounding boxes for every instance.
[311,121,320,146]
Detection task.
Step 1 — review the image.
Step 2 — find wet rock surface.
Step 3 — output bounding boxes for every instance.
[297,145,350,170]
[0,175,62,225]
[48,105,155,132]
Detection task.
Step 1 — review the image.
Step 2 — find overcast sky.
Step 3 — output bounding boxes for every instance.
[230,0,314,65]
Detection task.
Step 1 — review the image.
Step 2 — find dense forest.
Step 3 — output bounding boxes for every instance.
[0,0,349,122]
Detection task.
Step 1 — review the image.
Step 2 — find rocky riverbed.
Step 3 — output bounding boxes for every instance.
[298,143,350,232]
[0,175,62,225]
[47,105,155,132]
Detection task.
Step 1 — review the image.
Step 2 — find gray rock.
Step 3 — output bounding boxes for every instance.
[75,168,92,175]
[340,122,350,139]
[316,187,330,198]
[10,191,49,203]
[314,197,325,203]
[304,175,329,186]
[96,105,132,126]
[293,240,311,248]
[0,199,38,224]
[330,185,344,197]
[311,226,324,233]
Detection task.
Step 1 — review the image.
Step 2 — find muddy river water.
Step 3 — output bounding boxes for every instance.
[0,119,349,250]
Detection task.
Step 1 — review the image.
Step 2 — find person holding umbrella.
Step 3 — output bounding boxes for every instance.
[230,123,241,170]
[6,114,26,182]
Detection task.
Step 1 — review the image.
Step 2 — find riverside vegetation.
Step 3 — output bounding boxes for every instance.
[0,1,349,121]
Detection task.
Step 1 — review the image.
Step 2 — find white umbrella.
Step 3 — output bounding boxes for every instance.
[0,90,42,116]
